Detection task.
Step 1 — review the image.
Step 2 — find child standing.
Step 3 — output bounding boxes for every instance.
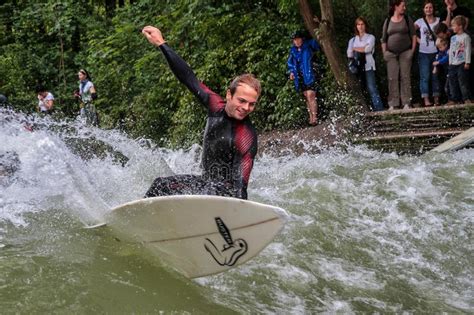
[432,37,450,105]
[447,15,471,105]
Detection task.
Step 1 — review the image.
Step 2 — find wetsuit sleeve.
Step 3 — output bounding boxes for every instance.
[232,123,258,199]
[309,38,320,51]
[158,44,209,106]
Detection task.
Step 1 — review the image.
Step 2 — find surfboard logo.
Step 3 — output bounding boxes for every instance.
[204,217,248,266]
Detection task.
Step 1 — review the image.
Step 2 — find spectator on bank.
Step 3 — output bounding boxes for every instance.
[432,37,450,104]
[447,15,472,105]
[381,0,417,110]
[434,22,451,40]
[74,69,99,126]
[287,30,321,125]
[440,1,473,98]
[440,0,471,28]
[415,1,440,107]
[35,84,54,114]
[347,17,384,111]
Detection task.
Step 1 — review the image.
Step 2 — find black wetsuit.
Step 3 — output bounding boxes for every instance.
[145,44,257,200]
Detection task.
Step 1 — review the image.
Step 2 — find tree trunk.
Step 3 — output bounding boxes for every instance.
[105,0,116,18]
[298,0,369,111]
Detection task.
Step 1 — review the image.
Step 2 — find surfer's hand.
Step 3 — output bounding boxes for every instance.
[142,26,166,47]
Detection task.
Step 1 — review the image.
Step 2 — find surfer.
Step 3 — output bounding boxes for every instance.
[141,26,261,200]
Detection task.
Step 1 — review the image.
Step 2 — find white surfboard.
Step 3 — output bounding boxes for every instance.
[104,195,288,278]
[431,127,474,153]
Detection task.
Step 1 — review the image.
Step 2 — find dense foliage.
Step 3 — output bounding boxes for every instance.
[0,0,466,147]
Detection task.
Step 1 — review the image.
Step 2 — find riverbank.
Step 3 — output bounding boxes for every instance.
[258,120,348,156]
[259,103,474,156]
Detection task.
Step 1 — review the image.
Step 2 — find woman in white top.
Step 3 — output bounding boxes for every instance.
[347,16,384,111]
[415,0,440,106]
[35,84,54,114]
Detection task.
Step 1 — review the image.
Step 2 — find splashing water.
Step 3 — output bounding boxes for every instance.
[1,109,472,313]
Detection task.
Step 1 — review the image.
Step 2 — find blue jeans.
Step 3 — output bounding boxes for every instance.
[449,63,472,102]
[418,52,439,98]
[364,70,384,111]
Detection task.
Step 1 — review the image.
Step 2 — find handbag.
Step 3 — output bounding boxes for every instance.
[348,54,366,75]
[348,38,366,75]
[348,58,359,74]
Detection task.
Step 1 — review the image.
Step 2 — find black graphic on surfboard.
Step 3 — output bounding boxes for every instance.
[204,217,248,266]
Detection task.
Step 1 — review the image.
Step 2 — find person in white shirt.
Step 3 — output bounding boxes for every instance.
[447,15,472,104]
[35,84,54,114]
[415,0,440,106]
[347,16,384,111]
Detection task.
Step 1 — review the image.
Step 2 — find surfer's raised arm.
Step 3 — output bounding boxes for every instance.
[141,25,209,106]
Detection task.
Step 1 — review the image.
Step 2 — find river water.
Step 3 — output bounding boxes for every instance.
[1,109,472,313]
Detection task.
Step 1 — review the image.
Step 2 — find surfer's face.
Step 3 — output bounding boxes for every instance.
[225,83,258,120]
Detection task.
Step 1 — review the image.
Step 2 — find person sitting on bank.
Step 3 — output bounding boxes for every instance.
[74,69,99,126]
[287,30,321,125]
[141,26,261,200]
[35,84,54,114]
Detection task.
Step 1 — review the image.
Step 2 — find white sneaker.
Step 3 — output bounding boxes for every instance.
[403,104,411,110]
[388,106,395,111]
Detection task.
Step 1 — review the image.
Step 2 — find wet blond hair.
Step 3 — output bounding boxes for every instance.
[229,74,261,97]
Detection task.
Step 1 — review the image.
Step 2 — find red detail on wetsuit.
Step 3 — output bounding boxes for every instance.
[199,82,225,113]
[234,124,254,185]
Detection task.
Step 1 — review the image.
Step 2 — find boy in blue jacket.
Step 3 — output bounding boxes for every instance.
[287,30,321,125]
[432,37,450,105]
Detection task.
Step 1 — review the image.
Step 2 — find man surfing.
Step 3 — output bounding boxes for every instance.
[141,26,261,200]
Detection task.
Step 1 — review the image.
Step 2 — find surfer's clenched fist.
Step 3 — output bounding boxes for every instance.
[142,26,166,47]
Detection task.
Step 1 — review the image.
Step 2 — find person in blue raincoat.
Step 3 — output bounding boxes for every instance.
[287,30,321,125]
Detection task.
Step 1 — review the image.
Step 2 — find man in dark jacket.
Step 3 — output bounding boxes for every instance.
[287,30,321,125]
